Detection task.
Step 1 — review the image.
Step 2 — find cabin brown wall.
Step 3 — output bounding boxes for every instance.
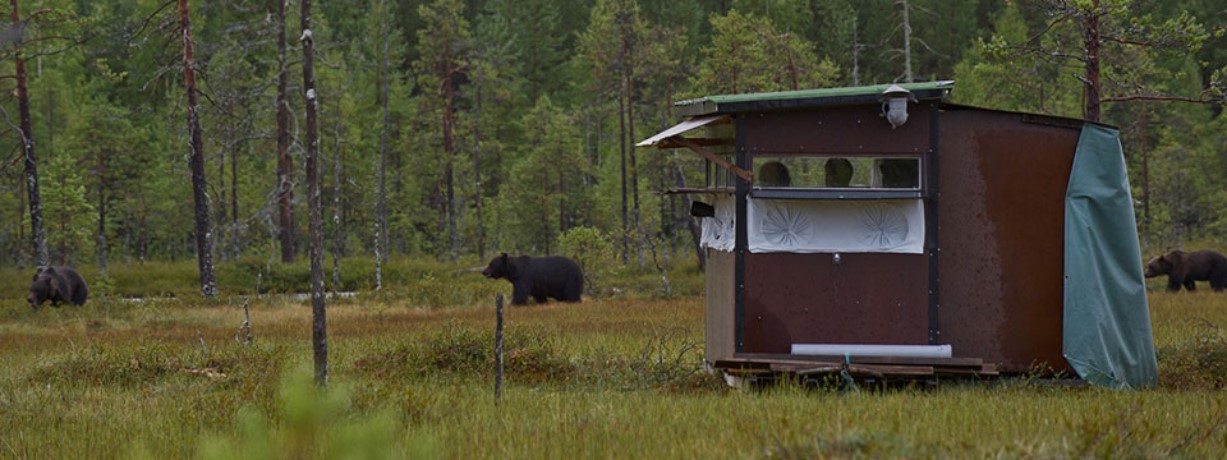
[937,109,1078,373]
[742,252,929,353]
[736,104,934,354]
[740,105,931,155]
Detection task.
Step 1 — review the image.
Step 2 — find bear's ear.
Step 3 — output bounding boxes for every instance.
[500,252,509,261]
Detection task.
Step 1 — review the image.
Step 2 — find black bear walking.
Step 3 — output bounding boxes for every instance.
[482,253,583,305]
[28,266,90,309]
[1144,249,1227,292]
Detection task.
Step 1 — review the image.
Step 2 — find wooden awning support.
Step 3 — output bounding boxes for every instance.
[670,136,754,182]
[636,114,753,183]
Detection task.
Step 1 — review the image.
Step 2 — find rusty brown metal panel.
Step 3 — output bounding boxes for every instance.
[938,109,1079,373]
[741,252,929,354]
[705,250,736,364]
[740,104,931,155]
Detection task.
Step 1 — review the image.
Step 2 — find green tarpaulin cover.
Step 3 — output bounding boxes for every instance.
[1063,124,1158,389]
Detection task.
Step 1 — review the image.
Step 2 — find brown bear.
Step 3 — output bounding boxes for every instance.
[1144,249,1227,292]
[482,253,583,305]
[28,266,90,309]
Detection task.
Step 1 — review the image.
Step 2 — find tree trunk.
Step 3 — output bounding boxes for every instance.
[217,122,228,261]
[231,123,240,259]
[628,77,642,268]
[672,163,705,271]
[277,0,295,263]
[852,20,860,86]
[179,0,217,297]
[12,0,48,268]
[301,0,328,387]
[443,52,458,262]
[97,152,107,274]
[374,1,389,291]
[1140,106,1150,245]
[473,73,485,261]
[1083,0,1102,122]
[901,0,913,83]
[332,97,343,292]
[618,94,628,265]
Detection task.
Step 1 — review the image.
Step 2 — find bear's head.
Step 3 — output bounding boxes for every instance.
[1144,250,1184,278]
[482,253,519,281]
[28,267,60,309]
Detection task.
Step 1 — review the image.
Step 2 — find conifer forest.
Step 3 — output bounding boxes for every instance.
[1,0,1224,277]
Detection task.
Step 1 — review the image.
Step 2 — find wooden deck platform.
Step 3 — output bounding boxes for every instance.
[712,353,1000,382]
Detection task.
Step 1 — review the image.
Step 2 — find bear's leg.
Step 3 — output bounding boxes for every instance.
[533,294,549,303]
[511,284,530,305]
[1168,277,1183,292]
[1185,280,1197,291]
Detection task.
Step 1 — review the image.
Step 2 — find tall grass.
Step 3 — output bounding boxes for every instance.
[3,269,1227,458]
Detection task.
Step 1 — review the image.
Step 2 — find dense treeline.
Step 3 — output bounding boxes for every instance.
[0,0,1223,273]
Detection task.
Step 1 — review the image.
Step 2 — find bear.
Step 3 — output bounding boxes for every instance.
[482,253,583,305]
[1144,249,1227,292]
[28,266,90,309]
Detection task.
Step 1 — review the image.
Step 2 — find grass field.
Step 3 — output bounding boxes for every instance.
[3,267,1227,458]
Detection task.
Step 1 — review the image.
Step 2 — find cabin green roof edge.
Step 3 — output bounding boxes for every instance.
[676,80,956,117]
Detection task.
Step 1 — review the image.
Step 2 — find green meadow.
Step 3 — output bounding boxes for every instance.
[2,260,1227,459]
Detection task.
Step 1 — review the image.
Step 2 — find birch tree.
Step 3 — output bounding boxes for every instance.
[10,0,47,267]
[301,0,327,386]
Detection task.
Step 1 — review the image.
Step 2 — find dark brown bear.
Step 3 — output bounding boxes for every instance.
[28,266,90,309]
[482,253,583,305]
[1144,249,1227,292]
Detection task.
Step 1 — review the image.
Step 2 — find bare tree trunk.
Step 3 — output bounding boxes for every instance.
[331,96,343,292]
[444,54,458,261]
[473,73,485,261]
[618,94,628,265]
[1140,106,1150,245]
[852,20,860,86]
[179,0,217,297]
[12,0,47,268]
[628,77,642,268]
[901,0,913,83]
[301,0,327,387]
[217,123,228,261]
[97,151,107,273]
[231,124,240,259]
[672,163,705,271]
[374,0,389,291]
[277,0,295,263]
[1083,0,1102,122]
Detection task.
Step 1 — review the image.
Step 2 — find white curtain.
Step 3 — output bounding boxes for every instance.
[701,196,925,254]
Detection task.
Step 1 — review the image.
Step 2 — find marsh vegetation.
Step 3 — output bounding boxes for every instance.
[2,261,1227,458]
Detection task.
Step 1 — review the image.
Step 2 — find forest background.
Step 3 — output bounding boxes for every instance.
[0,0,1224,288]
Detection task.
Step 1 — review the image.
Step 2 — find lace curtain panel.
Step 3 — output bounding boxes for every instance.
[700,196,925,254]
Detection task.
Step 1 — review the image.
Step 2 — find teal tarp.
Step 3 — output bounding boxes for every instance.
[1063,124,1158,389]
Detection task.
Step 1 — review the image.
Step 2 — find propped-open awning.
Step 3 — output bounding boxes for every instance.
[637,114,752,182]
[636,114,728,147]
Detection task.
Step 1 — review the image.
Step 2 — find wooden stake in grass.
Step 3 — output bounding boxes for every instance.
[494,293,505,405]
[237,298,253,346]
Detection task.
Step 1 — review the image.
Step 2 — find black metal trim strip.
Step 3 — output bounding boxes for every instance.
[734,116,748,353]
[750,189,923,200]
[926,102,941,345]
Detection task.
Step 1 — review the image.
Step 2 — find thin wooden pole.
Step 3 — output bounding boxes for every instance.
[494,293,505,405]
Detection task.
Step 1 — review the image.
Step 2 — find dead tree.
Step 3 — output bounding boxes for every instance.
[178,0,217,297]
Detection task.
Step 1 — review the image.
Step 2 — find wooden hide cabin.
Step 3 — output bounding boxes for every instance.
[638,81,1157,388]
